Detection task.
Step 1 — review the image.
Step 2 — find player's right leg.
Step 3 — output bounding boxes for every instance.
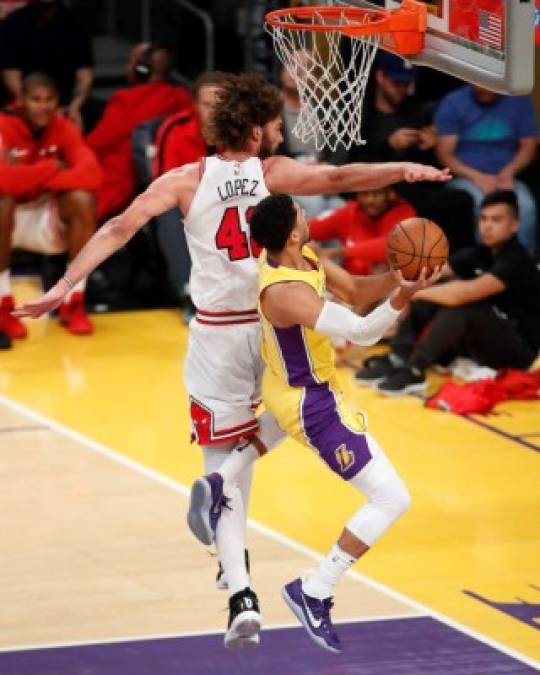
[201,443,261,650]
[183,321,271,649]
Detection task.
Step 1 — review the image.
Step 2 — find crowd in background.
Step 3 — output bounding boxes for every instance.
[0,0,538,389]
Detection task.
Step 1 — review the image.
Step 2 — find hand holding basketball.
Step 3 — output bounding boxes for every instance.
[386,217,449,281]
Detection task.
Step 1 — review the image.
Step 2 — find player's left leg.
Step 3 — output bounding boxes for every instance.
[57,189,96,335]
[282,386,410,653]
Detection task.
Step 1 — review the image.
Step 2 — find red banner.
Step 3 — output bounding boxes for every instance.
[449,0,505,50]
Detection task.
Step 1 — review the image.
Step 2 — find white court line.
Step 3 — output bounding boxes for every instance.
[0,613,422,654]
[0,394,538,670]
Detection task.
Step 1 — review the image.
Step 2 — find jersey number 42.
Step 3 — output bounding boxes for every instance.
[215,206,261,261]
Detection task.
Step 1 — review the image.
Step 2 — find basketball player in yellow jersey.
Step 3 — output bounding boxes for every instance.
[250,194,440,653]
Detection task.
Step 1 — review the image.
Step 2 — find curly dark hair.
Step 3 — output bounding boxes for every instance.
[210,73,283,151]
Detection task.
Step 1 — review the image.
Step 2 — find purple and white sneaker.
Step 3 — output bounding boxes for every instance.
[282,578,342,653]
[187,472,228,545]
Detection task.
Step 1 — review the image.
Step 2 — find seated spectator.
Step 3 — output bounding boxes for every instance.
[309,187,416,275]
[0,73,102,343]
[278,63,343,218]
[0,0,94,129]
[149,71,230,315]
[348,52,476,252]
[356,191,540,395]
[435,84,538,256]
[86,43,192,221]
[349,52,436,165]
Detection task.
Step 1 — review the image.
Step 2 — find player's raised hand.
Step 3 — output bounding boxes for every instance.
[389,266,442,310]
[402,164,451,183]
[12,280,67,319]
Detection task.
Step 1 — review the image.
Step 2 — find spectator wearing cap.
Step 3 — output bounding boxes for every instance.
[348,52,436,165]
[435,84,538,256]
[86,43,192,222]
[0,0,94,129]
[348,52,476,253]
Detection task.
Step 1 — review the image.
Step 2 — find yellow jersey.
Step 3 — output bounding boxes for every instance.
[258,246,367,460]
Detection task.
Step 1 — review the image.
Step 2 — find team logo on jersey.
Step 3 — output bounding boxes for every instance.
[335,444,355,472]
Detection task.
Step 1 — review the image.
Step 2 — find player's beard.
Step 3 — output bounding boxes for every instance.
[258,133,277,160]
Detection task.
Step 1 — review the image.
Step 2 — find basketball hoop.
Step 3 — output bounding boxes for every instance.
[265,1,427,151]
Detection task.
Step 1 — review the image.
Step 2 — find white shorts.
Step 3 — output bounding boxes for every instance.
[184,314,263,446]
[12,195,67,255]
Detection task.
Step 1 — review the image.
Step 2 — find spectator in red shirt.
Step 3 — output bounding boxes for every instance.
[0,72,102,344]
[309,187,416,275]
[86,43,192,221]
[151,71,230,178]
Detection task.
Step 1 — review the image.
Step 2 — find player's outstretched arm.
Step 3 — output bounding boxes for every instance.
[13,173,184,318]
[263,156,451,196]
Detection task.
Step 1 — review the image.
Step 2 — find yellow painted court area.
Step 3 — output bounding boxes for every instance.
[1,286,539,662]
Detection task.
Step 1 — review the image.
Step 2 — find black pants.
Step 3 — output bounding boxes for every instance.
[391,301,537,371]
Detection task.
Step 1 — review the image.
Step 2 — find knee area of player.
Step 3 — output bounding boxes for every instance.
[353,471,412,519]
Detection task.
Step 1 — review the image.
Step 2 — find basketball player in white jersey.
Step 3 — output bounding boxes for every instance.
[15,73,451,650]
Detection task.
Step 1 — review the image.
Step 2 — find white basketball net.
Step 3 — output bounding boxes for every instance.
[267,9,380,152]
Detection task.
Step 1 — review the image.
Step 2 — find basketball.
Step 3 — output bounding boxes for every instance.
[386,217,449,281]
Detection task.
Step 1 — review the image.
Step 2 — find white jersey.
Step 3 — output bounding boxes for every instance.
[184,155,270,312]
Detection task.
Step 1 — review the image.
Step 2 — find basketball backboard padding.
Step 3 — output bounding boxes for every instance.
[333,0,535,95]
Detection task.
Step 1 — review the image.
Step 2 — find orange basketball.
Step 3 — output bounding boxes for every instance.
[386,217,449,281]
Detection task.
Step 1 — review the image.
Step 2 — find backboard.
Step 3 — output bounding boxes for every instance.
[332,0,535,94]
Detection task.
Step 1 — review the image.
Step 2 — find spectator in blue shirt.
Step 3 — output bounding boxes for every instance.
[435,85,538,255]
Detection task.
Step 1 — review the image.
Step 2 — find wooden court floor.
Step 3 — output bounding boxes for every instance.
[0,285,539,672]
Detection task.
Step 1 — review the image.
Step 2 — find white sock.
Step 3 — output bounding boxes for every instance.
[219,440,259,492]
[0,269,11,297]
[203,446,250,596]
[215,484,250,595]
[64,277,86,303]
[302,545,356,600]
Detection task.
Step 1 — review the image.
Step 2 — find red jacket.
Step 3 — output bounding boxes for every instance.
[86,82,192,218]
[310,198,416,274]
[152,108,206,177]
[0,110,102,202]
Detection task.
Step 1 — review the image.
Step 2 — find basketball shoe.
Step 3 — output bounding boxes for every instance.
[354,353,402,385]
[224,587,261,651]
[216,549,250,590]
[0,295,27,339]
[282,578,342,653]
[59,293,94,335]
[187,473,229,545]
[376,365,426,396]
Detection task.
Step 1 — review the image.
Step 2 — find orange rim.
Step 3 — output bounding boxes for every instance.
[265,1,427,55]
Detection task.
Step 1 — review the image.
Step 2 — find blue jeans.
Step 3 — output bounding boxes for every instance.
[449,178,537,256]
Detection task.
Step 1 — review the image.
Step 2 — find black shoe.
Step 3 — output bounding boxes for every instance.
[224,587,261,651]
[354,353,402,384]
[216,549,250,590]
[0,330,12,350]
[376,366,427,397]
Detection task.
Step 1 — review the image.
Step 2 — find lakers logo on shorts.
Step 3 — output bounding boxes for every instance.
[335,444,355,473]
